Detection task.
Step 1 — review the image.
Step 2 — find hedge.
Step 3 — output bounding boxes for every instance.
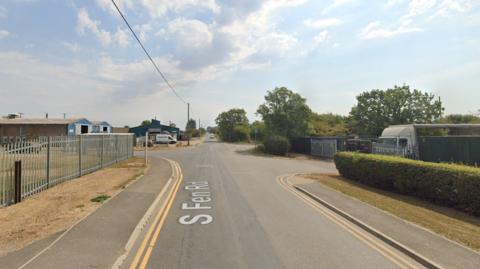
[263,135,290,156]
[334,152,480,216]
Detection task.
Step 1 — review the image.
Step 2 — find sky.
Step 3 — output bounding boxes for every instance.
[0,0,479,128]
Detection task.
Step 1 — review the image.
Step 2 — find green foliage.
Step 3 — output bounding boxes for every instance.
[250,121,266,142]
[257,87,312,141]
[215,108,250,142]
[437,114,480,124]
[207,126,218,134]
[90,195,111,203]
[309,113,348,136]
[186,119,197,131]
[348,85,444,136]
[263,135,291,155]
[334,152,480,215]
[141,120,151,126]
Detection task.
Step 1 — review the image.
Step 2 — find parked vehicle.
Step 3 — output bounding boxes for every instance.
[155,134,177,144]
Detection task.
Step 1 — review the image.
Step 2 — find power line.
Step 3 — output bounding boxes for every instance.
[110,0,187,104]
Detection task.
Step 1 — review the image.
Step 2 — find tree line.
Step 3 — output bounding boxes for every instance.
[213,85,479,155]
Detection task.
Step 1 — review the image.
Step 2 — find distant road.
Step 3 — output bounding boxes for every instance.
[126,139,424,269]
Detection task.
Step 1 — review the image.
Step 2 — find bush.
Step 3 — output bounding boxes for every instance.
[263,135,290,155]
[334,152,480,215]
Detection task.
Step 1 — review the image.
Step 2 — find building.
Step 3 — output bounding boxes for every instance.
[91,121,112,133]
[112,127,130,133]
[129,119,180,139]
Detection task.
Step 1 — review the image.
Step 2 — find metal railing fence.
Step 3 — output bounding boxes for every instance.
[0,134,134,207]
[311,139,337,158]
[372,143,416,159]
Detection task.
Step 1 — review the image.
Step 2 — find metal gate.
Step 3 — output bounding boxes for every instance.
[311,139,337,158]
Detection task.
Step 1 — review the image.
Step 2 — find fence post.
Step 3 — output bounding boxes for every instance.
[115,135,119,163]
[145,132,148,167]
[14,160,22,204]
[46,136,51,188]
[79,135,83,177]
[101,135,104,168]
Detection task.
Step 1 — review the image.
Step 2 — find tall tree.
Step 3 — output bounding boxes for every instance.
[215,108,250,142]
[186,119,197,131]
[348,85,444,136]
[257,87,312,140]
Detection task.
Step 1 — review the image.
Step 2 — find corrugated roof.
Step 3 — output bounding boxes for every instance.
[0,118,87,125]
[91,121,111,126]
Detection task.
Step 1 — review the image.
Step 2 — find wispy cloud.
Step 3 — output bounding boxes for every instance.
[76,8,112,46]
[359,21,422,39]
[0,30,9,39]
[304,18,343,29]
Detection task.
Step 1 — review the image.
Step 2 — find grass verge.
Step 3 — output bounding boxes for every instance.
[0,157,148,256]
[304,173,480,251]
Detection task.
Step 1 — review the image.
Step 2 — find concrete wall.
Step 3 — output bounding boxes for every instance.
[0,124,68,138]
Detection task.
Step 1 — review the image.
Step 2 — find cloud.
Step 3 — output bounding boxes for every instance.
[76,8,112,46]
[62,41,80,52]
[0,30,9,39]
[0,6,6,18]
[386,0,406,8]
[304,18,343,29]
[322,0,355,14]
[359,21,422,39]
[164,18,213,48]
[313,30,330,44]
[114,28,130,47]
[96,0,134,15]
[138,0,220,18]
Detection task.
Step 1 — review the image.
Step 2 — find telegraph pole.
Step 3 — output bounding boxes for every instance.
[187,103,190,146]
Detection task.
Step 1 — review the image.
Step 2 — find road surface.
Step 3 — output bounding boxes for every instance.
[124,139,426,269]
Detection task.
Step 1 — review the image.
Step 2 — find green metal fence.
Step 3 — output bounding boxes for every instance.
[418,136,480,166]
[0,134,134,207]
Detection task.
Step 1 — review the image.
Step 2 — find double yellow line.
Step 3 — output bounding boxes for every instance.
[129,160,184,269]
[276,175,420,269]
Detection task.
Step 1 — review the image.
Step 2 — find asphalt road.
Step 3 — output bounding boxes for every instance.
[126,139,424,269]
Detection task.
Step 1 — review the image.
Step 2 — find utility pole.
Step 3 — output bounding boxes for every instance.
[145,131,148,166]
[198,119,201,129]
[187,103,190,146]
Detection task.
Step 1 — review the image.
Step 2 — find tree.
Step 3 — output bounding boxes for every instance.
[309,113,348,137]
[348,85,444,136]
[186,119,196,131]
[437,114,480,124]
[256,87,312,141]
[141,120,151,126]
[215,108,250,142]
[250,121,266,142]
[169,122,177,127]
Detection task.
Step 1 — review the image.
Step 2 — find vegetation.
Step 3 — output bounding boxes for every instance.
[257,87,311,141]
[305,173,480,251]
[334,152,480,216]
[250,121,266,142]
[437,114,480,124]
[309,113,348,137]
[90,195,111,203]
[215,108,250,142]
[263,135,291,155]
[141,120,151,126]
[348,85,444,136]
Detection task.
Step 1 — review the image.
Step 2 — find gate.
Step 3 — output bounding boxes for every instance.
[311,139,337,158]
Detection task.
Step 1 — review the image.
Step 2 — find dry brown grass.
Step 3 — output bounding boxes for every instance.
[303,173,480,251]
[0,157,147,256]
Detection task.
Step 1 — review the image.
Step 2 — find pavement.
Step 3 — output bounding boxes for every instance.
[2,138,480,269]
[0,157,172,269]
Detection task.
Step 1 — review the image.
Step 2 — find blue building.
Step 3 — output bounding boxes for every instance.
[129,119,180,139]
[91,121,112,133]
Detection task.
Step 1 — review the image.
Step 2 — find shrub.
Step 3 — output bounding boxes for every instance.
[263,135,290,155]
[334,152,480,215]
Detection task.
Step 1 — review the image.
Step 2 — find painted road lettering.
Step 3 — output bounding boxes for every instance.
[179,181,213,225]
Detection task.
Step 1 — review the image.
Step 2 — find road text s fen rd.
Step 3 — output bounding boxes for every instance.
[178,181,213,225]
